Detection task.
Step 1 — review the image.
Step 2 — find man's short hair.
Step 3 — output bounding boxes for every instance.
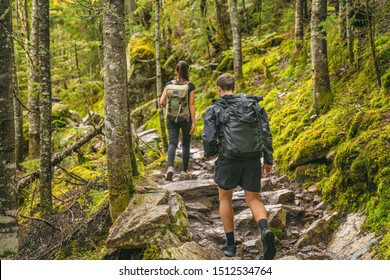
[217,73,235,91]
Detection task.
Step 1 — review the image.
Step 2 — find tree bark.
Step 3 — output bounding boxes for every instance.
[0,0,18,259]
[215,0,231,50]
[295,0,304,52]
[339,0,347,42]
[38,0,53,214]
[12,30,24,166]
[346,0,354,65]
[28,0,40,159]
[311,0,332,114]
[242,0,249,33]
[103,0,135,221]
[257,0,262,37]
[228,0,243,88]
[365,0,381,87]
[155,0,168,152]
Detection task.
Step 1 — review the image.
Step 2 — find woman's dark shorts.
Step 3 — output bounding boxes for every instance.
[214,156,261,192]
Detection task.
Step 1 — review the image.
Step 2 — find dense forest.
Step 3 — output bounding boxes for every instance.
[0,0,389,260]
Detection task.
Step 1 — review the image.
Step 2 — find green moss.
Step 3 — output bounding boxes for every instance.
[169,196,191,242]
[216,50,233,73]
[381,70,390,90]
[128,36,155,66]
[142,244,161,260]
[269,226,285,240]
[347,110,383,139]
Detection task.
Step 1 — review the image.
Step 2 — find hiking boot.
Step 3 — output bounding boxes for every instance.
[261,229,276,260]
[219,243,237,257]
[165,166,174,181]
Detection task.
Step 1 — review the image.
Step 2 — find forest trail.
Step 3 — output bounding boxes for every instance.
[151,140,339,260]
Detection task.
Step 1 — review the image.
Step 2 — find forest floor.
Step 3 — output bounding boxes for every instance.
[17,138,371,260]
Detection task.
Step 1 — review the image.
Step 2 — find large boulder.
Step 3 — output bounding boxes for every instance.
[160,241,224,260]
[159,179,218,200]
[327,212,377,260]
[106,189,190,249]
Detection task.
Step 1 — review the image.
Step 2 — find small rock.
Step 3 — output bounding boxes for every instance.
[275,175,289,185]
[314,202,325,210]
[308,184,318,193]
[261,189,295,205]
[278,255,301,260]
[261,177,274,191]
[295,212,338,248]
[185,202,209,213]
[266,204,287,229]
[280,239,290,248]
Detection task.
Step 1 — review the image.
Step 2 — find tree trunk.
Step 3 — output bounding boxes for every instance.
[28,0,40,159]
[365,0,381,87]
[38,0,53,214]
[0,0,18,259]
[303,0,310,23]
[155,0,168,152]
[242,0,249,33]
[339,0,347,42]
[295,0,304,52]
[346,0,354,65]
[228,0,243,88]
[311,0,332,114]
[103,0,135,221]
[257,0,262,37]
[11,16,24,166]
[215,0,231,50]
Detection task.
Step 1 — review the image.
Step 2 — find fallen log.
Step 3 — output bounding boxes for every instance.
[17,123,104,190]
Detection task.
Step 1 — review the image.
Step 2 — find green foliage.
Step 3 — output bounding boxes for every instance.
[142,244,161,260]
[269,226,285,240]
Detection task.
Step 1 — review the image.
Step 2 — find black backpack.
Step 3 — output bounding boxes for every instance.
[219,94,264,158]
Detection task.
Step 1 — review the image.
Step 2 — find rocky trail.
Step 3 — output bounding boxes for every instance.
[105,133,378,260]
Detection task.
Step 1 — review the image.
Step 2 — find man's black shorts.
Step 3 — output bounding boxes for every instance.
[214,155,261,192]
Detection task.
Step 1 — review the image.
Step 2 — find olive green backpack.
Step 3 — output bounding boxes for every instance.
[165,80,190,122]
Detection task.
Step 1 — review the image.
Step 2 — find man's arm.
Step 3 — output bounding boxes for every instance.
[260,107,273,165]
[202,106,219,157]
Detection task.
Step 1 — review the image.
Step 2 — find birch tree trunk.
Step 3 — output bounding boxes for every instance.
[38,0,53,214]
[228,0,243,88]
[103,0,135,221]
[155,0,168,152]
[28,0,40,159]
[295,0,304,52]
[0,0,18,259]
[12,30,24,165]
[311,0,332,114]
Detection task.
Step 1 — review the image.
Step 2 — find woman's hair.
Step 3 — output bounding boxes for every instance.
[175,60,189,84]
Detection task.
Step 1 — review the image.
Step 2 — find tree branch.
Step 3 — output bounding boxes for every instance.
[17,123,104,190]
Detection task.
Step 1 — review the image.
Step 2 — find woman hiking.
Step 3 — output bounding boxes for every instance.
[160,60,196,180]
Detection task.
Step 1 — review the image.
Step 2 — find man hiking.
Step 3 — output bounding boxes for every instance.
[202,73,276,260]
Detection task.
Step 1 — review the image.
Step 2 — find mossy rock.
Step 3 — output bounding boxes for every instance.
[52,103,71,120]
[255,34,284,50]
[128,35,155,66]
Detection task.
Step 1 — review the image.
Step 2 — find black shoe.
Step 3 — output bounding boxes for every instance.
[219,243,237,257]
[262,229,276,260]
